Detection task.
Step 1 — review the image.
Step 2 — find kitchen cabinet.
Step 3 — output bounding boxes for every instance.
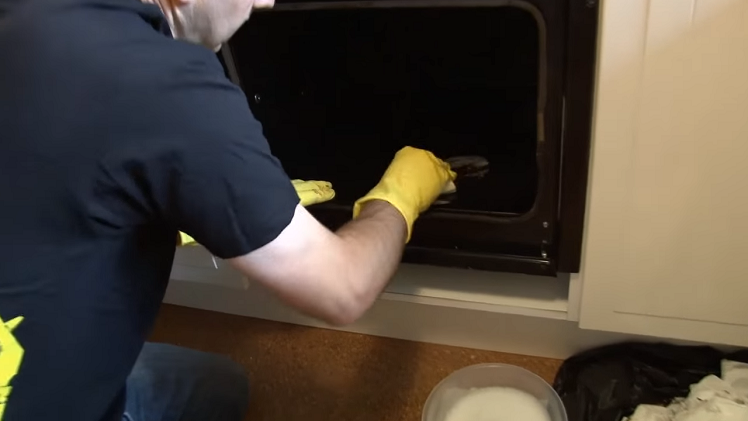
[578,0,748,346]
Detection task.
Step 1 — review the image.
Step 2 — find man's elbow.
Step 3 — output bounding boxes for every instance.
[321,286,376,327]
[322,302,366,327]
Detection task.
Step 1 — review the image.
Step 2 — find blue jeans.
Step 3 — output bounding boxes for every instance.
[123,343,249,421]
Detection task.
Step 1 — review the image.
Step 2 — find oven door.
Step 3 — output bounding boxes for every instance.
[220,0,598,276]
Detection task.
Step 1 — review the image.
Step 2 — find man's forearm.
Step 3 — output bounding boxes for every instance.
[227,201,407,326]
[333,200,407,317]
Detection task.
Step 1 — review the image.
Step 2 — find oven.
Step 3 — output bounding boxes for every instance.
[218,0,599,276]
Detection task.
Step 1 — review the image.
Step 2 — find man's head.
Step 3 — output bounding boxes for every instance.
[145,0,275,51]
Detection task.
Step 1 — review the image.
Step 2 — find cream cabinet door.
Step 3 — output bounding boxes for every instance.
[579,0,748,345]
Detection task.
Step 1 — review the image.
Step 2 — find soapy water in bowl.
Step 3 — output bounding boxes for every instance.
[443,386,551,421]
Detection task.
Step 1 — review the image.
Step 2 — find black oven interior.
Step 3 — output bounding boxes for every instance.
[221,0,599,276]
[230,6,540,215]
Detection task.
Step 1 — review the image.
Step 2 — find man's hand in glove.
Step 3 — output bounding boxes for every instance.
[353,146,456,242]
[291,179,336,207]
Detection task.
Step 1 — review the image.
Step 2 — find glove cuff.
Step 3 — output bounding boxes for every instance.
[353,193,416,243]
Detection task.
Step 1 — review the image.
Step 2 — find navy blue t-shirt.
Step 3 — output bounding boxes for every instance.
[0,0,299,419]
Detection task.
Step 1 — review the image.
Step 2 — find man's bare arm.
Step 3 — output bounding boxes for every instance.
[228,146,453,326]
[228,201,406,326]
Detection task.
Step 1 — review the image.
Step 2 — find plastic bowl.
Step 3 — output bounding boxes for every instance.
[421,363,568,421]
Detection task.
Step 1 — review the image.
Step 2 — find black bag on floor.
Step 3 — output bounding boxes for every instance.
[552,342,748,421]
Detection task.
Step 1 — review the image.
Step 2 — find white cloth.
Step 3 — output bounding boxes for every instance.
[625,360,748,421]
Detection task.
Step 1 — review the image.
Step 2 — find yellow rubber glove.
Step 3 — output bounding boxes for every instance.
[178,232,197,247]
[291,179,336,206]
[353,146,456,242]
[178,179,336,247]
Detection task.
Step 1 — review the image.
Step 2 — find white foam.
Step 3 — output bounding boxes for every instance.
[444,386,551,421]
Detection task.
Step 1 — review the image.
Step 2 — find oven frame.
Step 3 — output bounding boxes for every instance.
[219,0,599,276]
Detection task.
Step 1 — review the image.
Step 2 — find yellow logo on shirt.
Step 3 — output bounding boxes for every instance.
[0,315,24,421]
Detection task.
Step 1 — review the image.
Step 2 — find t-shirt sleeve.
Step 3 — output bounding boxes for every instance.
[172,136,300,259]
[104,51,300,259]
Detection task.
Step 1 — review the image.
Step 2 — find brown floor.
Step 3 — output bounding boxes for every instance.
[150,304,562,421]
